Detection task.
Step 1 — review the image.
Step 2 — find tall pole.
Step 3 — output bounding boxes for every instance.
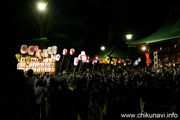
[59,55,64,73]
[66,55,71,72]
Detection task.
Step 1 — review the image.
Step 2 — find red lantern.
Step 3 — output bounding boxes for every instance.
[20,45,27,54]
[28,46,35,55]
[70,48,75,55]
[56,54,61,61]
[63,49,68,55]
[34,45,39,51]
[94,55,98,63]
[86,55,90,63]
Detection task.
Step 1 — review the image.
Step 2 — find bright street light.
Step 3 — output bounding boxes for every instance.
[126,34,133,40]
[141,46,147,51]
[101,46,105,51]
[37,2,47,11]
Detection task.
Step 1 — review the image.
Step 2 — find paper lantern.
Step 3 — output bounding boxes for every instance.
[74,57,79,66]
[82,55,86,63]
[56,54,61,61]
[20,45,27,54]
[94,55,98,63]
[47,47,52,55]
[52,46,57,55]
[25,56,30,65]
[28,46,35,55]
[63,49,68,55]
[81,51,85,56]
[51,54,56,60]
[34,45,39,51]
[78,54,82,60]
[86,55,90,63]
[43,49,48,58]
[70,48,75,55]
[36,49,42,58]
[15,54,21,62]
[92,61,94,65]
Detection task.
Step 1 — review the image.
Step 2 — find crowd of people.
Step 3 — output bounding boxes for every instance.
[16,65,180,120]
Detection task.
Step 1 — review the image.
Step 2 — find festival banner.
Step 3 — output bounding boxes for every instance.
[153,51,158,68]
[145,53,150,67]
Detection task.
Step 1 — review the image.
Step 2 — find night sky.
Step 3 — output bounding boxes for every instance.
[15,0,179,56]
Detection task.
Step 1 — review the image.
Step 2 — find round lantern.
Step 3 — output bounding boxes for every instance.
[94,55,98,63]
[70,48,75,55]
[28,46,35,55]
[43,49,48,58]
[82,55,86,63]
[36,49,42,58]
[86,55,90,63]
[47,46,52,55]
[74,57,79,66]
[63,49,68,55]
[81,51,85,56]
[56,54,61,61]
[20,45,27,54]
[51,54,56,60]
[52,46,57,55]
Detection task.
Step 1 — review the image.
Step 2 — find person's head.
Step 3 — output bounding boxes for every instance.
[36,80,43,87]
[27,69,33,77]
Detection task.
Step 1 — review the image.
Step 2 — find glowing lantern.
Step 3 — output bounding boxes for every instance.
[138,57,141,62]
[47,47,52,55]
[94,55,98,63]
[51,54,56,60]
[116,58,121,64]
[74,57,79,66]
[15,54,21,62]
[86,55,90,63]
[28,46,35,55]
[36,49,42,58]
[82,55,86,63]
[25,56,30,65]
[52,46,57,55]
[70,48,75,55]
[81,51,85,56]
[20,45,27,54]
[92,61,94,65]
[105,56,110,64]
[34,45,39,51]
[63,49,68,55]
[56,54,61,61]
[78,54,82,60]
[43,49,48,58]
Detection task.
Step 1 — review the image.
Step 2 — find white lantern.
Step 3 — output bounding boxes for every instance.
[47,47,52,55]
[28,46,35,55]
[70,48,75,55]
[74,57,79,66]
[43,49,48,58]
[81,51,85,56]
[82,55,86,63]
[63,49,68,55]
[51,54,56,60]
[36,49,42,58]
[56,54,61,61]
[20,45,28,54]
[52,46,57,55]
